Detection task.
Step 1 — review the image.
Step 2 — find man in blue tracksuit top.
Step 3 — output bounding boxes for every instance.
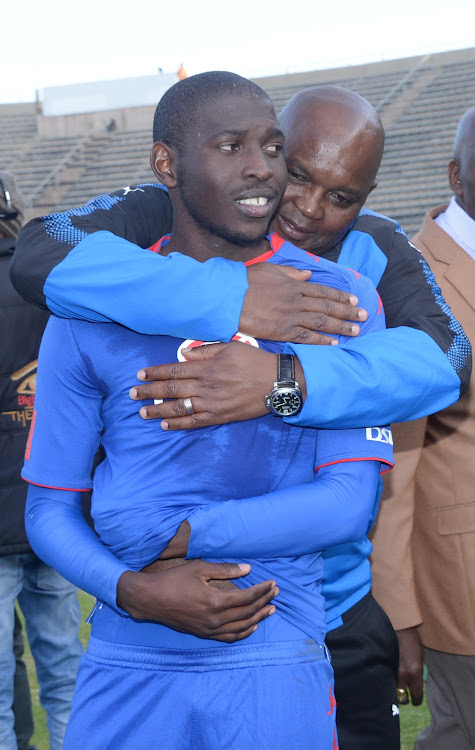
[21,72,396,750]
[12,85,470,748]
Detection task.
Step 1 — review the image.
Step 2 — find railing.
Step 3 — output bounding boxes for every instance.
[375,54,432,113]
[25,136,90,208]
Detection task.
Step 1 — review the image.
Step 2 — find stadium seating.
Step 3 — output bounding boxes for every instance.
[2,47,474,236]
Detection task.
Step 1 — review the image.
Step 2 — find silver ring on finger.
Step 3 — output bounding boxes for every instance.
[183,397,194,416]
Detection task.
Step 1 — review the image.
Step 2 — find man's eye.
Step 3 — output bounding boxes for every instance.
[219,143,240,152]
[288,170,306,183]
[329,192,353,206]
[265,143,283,154]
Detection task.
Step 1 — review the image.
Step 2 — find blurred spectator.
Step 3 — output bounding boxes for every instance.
[177,63,187,80]
[0,171,83,750]
[12,609,36,750]
[106,118,117,133]
[371,107,475,749]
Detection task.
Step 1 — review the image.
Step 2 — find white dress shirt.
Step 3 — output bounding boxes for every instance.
[435,196,475,261]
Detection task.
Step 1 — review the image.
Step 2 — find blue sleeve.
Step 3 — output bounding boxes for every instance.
[186,460,381,559]
[44,233,248,341]
[288,326,460,428]
[21,317,102,490]
[22,315,128,609]
[291,217,470,429]
[286,257,464,427]
[25,484,128,608]
[11,186,248,342]
[315,425,393,473]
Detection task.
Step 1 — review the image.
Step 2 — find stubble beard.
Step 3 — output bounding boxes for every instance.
[180,179,271,249]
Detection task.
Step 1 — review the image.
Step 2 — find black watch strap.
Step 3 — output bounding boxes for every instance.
[277,353,295,384]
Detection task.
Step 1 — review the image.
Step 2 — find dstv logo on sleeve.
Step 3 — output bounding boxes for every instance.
[366,427,393,445]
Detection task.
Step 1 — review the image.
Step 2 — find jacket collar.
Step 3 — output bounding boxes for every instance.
[420,205,475,311]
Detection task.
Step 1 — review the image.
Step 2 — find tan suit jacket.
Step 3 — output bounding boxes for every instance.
[371,205,475,655]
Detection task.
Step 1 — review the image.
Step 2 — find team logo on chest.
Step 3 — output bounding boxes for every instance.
[176,332,259,361]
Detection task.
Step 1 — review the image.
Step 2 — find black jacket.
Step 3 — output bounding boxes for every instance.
[0,236,50,555]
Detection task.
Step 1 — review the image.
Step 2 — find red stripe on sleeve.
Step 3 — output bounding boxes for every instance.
[23,478,91,493]
[315,456,394,474]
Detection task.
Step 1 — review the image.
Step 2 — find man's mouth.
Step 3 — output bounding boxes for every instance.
[237,196,269,206]
[277,214,315,239]
[234,190,277,218]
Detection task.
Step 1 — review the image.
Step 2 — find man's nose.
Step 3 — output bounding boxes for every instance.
[241,148,274,181]
[294,190,324,220]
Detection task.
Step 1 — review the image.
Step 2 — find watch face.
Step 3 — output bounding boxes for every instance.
[270,388,302,416]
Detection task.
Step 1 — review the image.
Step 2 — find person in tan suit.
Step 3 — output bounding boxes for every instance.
[371,106,475,749]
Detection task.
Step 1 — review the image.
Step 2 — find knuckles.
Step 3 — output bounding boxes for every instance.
[291,327,313,343]
[312,312,331,330]
[166,362,185,379]
[164,380,180,398]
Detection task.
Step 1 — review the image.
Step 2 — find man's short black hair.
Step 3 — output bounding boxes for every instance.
[152,71,272,153]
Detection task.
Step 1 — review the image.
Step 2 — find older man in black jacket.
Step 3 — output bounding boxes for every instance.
[0,172,83,750]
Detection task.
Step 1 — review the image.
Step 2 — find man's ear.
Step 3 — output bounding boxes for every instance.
[368,180,378,195]
[448,159,463,199]
[150,142,178,188]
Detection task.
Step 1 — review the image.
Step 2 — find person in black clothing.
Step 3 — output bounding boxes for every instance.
[0,171,83,750]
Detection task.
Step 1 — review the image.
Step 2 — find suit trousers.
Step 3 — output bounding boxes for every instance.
[326,593,400,750]
[415,648,475,750]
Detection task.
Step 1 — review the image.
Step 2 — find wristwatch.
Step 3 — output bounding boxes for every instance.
[265,353,303,417]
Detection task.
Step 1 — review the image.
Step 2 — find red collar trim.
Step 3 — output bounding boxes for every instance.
[149,235,171,254]
[243,233,286,266]
[148,232,285,264]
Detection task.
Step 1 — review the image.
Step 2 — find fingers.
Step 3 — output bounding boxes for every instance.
[130,378,197,404]
[156,413,210,430]
[298,311,362,337]
[136,361,193,384]
[217,586,279,621]
[270,266,367,317]
[301,281,360,306]
[410,688,424,707]
[204,585,280,641]
[396,628,425,707]
[182,343,228,359]
[273,328,338,346]
[397,668,424,706]
[199,560,265,585]
[396,685,410,705]
[211,605,278,642]
[213,627,259,643]
[136,344,228,385]
[133,393,212,428]
[137,400,209,425]
[302,292,368,323]
[407,674,424,706]
[273,264,312,281]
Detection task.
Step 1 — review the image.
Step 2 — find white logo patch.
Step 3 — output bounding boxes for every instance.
[122,186,145,196]
[392,704,400,717]
[366,427,393,445]
[408,240,422,254]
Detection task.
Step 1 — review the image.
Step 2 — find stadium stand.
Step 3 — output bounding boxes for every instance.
[1,47,474,234]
